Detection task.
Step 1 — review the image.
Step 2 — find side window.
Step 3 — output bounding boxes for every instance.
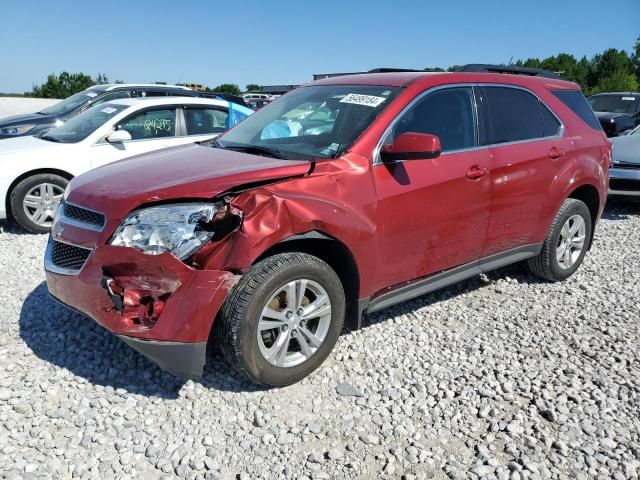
[184,108,229,135]
[139,90,169,97]
[391,87,477,152]
[552,90,602,131]
[168,90,197,98]
[484,87,545,144]
[541,105,562,137]
[117,109,176,140]
[86,91,130,109]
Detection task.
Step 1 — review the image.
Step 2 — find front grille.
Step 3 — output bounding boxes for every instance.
[610,179,640,192]
[62,203,105,229]
[50,240,92,270]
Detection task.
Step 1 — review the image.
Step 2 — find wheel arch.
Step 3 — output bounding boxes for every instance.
[5,168,73,218]
[254,230,362,331]
[566,183,600,249]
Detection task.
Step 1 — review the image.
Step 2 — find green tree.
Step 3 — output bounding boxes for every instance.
[245,83,261,92]
[631,36,640,83]
[29,71,96,98]
[596,70,639,93]
[587,48,635,93]
[211,83,242,95]
[95,73,110,84]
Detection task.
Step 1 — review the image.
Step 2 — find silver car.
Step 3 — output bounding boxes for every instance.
[610,125,640,198]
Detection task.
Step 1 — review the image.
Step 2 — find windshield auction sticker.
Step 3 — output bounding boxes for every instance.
[339,94,387,108]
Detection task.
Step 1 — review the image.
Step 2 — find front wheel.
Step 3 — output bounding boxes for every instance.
[9,173,68,233]
[218,252,345,386]
[528,198,592,281]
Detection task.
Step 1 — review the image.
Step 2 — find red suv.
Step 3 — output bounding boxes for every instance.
[45,70,610,386]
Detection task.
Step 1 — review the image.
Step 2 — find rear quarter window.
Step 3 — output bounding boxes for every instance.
[552,90,602,131]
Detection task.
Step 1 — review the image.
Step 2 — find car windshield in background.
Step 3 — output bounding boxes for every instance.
[41,103,127,143]
[216,85,401,159]
[588,95,638,114]
[39,89,103,116]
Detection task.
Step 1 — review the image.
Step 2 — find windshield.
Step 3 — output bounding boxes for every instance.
[41,103,127,143]
[39,89,103,116]
[216,85,400,159]
[588,95,638,114]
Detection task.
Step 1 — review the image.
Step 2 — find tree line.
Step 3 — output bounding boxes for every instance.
[426,36,640,95]
[23,36,639,99]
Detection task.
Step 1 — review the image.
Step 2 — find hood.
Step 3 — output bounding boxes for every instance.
[594,111,630,121]
[67,143,313,220]
[611,134,640,165]
[0,135,68,155]
[0,112,56,126]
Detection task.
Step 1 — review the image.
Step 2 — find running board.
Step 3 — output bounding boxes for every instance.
[362,244,542,316]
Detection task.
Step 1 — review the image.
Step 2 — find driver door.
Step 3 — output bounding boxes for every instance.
[90,107,183,168]
[372,86,492,290]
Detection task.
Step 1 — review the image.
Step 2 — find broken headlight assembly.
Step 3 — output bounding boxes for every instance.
[110,202,227,260]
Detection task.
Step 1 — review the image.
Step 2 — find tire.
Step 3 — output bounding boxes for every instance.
[528,198,592,281]
[218,252,345,386]
[10,173,68,234]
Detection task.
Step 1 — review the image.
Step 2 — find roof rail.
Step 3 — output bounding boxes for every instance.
[455,64,561,79]
[367,68,422,73]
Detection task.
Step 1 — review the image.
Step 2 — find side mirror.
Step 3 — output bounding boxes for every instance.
[106,130,132,143]
[380,132,441,162]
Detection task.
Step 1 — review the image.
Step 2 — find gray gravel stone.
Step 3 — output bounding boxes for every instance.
[1,202,639,479]
[335,382,364,397]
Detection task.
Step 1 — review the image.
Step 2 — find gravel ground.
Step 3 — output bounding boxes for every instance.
[0,202,639,480]
[0,97,59,118]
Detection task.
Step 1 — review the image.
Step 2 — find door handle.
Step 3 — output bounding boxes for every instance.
[466,165,489,180]
[548,147,566,159]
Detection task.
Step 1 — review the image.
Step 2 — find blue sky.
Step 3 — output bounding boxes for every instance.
[0,0,638,93]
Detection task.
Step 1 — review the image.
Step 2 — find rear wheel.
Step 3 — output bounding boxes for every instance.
[528,198,592,281]
[218,252,345,386]
[10,173,68,233]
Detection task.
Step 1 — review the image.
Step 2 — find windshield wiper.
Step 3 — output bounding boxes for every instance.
[40,134,62,143]
[218,144,289,160]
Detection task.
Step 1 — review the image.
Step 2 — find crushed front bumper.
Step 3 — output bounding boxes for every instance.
[609,166,640,197]
[45,237,239,379]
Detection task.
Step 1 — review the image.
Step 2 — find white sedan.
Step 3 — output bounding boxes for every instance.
[0,97,252,232]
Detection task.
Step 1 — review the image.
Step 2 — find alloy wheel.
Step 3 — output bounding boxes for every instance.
[257,279,332,368]
[556,214,586,270]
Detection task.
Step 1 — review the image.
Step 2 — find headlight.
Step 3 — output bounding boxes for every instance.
[110,203,221,259]
[0,124,36,136]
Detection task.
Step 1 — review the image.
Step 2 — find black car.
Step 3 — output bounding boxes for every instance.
[588,92,640,137]
[0,84,248,139]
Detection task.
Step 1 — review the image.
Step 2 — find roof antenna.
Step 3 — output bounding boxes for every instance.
[508,56,513,66]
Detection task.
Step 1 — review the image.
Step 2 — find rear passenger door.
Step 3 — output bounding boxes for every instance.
[181,105,230,141]
[479,86,572,257]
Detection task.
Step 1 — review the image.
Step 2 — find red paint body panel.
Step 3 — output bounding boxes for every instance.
[47,244,237,343]
[67,144,311,223]
[45,72,609,366]
[372,148,492,291]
